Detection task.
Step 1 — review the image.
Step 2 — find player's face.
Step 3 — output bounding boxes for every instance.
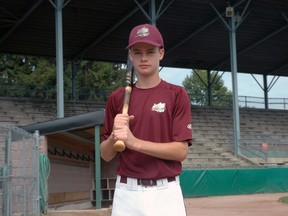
[129,43,164,77]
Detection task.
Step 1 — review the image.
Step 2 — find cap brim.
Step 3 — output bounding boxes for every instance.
[126,40,162,49]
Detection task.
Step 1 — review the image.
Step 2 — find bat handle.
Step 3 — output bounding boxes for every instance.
[114,140,126,152]
[113,86,132,152]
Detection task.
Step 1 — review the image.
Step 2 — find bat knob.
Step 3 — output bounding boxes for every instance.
[114,140,126,152]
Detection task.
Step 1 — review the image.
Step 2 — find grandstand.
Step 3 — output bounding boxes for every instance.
[1,96,288,213]
[0,97,105,125]
[186,106,288,168]
[1,97,288,169]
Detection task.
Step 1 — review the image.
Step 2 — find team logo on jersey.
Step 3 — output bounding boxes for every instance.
[151,102,166,113]
[187,124,192,130]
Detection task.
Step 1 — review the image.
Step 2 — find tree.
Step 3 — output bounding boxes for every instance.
[0,54,59,97]
[77,60,125,90]
[0,53,126,100]
[182,69,233,107]
[74,60,126,100]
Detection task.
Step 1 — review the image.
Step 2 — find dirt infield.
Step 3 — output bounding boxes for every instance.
[47,193,288,216]
[184,193,288,216]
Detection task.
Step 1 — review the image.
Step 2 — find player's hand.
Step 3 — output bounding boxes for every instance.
[113,114,135,148]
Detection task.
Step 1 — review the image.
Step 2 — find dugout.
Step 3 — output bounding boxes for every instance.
[20,110,118,210]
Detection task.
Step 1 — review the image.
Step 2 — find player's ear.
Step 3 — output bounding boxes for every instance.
[129,49,133,61]
[159,48,164,60]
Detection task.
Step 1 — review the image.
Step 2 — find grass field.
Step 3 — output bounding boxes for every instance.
[279,196,288,204]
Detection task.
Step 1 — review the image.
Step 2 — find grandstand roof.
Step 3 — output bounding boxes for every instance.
[20,111,104,142]
[0,0,288,76]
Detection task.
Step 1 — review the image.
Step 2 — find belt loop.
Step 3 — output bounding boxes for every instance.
[157,178,168,187]
[126,176,138,188]
[117,175,121,184]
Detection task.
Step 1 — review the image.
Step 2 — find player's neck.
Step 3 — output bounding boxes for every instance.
[135,76,161,89]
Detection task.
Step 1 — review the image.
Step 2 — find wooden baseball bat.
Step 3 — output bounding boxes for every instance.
[113,59,134,152]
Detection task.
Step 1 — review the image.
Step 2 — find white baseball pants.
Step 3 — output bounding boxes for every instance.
[111,175,186,216]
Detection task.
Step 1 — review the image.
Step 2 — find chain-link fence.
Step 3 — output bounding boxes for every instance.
[0,124,40,216]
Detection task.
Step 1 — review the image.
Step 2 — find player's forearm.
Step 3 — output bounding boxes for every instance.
[132,139,189,162]
[100,135,117,162]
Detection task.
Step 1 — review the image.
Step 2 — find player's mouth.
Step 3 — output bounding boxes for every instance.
[140,64,149,69]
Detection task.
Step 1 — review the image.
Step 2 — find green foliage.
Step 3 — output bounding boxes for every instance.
[77,61,125,90]
[182,69,233,107]
[279,196,288,204]
[0,53,126,100]
[75,60,126,100]
[0,54,58,98]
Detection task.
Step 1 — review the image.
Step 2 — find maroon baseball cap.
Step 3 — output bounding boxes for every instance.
[127,24,164,49]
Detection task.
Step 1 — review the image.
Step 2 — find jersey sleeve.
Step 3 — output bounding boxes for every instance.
[172,87,192,145]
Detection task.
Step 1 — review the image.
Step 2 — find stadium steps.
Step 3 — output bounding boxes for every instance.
[1,98,288,168]
[186,106,266,168]
[0,97,106,126]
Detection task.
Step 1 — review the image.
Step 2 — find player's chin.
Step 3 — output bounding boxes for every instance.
[138,67,153,75]
[137,68,149,74]
[140,72,154,78]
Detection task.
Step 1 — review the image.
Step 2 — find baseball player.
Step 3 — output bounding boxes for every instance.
[100,23,192,216]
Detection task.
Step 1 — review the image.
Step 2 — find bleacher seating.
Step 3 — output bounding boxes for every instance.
[182,106,288,168]
[0,97,105,126]
[1,97,288,168]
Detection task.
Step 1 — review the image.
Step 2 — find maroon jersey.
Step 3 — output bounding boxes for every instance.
[102,80,192,179]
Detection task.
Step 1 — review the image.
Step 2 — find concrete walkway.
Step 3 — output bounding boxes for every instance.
[47,193,288,216]
[46,208,112,216]
[184,193,288,216]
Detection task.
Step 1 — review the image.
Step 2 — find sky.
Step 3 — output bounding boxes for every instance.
[159,67,288,99]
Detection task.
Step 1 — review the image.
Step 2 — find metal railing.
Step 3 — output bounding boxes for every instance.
[238,96,288,110]
[0,83,112,103]
[231,134,288,166]
[1,83,288,110]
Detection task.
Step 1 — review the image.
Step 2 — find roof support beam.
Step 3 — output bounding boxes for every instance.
[192,69,218,107]
[229,9,241,156]
[49,0,63,118]
[134,0,174,25]
[73,0,151,60]
[49,0,71,118]
[166,0,246,55]
[212,12,288,110]
[265,13,288,76]
[266,62,288,76]
[211,1,250,156]
[213,23,288,71]
[249,73,280,109]
[263,75,269,109]
[73,0,174,60]
[149,0,156,25]
[55,0,64,118]
[0,0,43,45]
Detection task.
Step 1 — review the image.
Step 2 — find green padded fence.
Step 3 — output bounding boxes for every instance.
[180,167,288,198]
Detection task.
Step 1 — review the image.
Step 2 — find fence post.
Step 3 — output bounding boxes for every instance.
[33,130,41,214]
[6,127,12,216]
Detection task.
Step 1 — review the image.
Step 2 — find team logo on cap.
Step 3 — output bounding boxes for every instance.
[136,27,150,37]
